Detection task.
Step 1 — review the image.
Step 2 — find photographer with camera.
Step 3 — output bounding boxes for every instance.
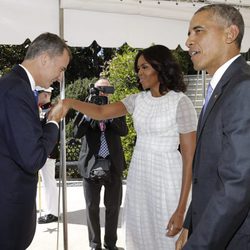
[73,79,128,250]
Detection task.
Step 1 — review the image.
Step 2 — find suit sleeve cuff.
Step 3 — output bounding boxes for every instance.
[46,120,59,128]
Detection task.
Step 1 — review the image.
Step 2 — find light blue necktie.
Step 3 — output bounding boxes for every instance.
[98,121,110,158]
[203,83,213,115]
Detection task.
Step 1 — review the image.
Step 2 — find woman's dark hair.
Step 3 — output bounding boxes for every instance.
[134,45,186,94]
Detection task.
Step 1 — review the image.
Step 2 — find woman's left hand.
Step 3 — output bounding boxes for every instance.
[166,210,184,237]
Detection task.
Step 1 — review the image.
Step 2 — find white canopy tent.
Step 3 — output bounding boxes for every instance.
[0,0,249,51]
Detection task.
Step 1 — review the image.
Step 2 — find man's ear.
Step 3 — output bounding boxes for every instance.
[39,52,49,67]
[225,24,239,44]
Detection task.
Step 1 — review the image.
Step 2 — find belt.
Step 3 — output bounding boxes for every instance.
[96,155,110,159]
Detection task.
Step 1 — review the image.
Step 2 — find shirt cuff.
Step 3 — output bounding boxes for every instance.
[46,120,59,128]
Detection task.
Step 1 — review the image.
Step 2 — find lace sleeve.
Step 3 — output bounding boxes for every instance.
[176,95,198,133]
[121,93,138,114]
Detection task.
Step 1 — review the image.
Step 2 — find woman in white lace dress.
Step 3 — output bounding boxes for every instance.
[63,45,197,250]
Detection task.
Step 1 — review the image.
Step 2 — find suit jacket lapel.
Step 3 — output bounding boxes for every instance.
[198,86,222,135]
[12,64,40,114]
[197,56,245,141]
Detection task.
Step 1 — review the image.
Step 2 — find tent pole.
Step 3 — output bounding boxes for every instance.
[202,70,206,99]
[59,0,68,249]
[60,76,68,250]
[59,1,64,39]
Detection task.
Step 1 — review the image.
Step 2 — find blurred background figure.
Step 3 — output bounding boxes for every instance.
[36,86,60,224]
[73,79,128,250]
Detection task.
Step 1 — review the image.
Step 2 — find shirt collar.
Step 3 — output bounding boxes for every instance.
[19,64,36,91]
[210,54,241,90]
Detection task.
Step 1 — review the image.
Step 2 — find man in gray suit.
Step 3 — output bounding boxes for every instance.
[176,4,250,250]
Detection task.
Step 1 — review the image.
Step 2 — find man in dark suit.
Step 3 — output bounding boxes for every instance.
[0,32,71,249]
[73,79,128,250]
[176,4,250,250]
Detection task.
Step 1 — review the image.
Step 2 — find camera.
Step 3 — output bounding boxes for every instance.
[87,83,114,105]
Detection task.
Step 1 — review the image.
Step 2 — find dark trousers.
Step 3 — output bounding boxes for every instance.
[83,173,122,248]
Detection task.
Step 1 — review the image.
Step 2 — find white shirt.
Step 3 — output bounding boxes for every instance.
[19,64,59,128]
[210,54,241,92]
[19,64,36,91]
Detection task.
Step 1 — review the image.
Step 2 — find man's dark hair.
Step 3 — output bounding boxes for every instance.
[25,32,72,60]
[195,4,244,49]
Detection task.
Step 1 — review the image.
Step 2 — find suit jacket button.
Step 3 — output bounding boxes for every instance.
[193,178,198,184]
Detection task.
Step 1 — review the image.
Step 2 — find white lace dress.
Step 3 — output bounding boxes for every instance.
[122,90,197,250]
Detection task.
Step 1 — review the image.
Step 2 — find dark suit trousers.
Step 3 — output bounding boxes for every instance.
[83,173,122,248]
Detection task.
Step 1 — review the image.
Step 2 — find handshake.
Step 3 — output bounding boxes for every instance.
[47,98,102,123]
[47,99,70,123]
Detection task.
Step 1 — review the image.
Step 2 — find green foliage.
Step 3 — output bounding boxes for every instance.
[66,41,116,83]
[0,39,30,76]
[101,44,138,90]
[0,40,116,82]
[66,121,75,141]
[172,46,189,74]
[65,138,82,162]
